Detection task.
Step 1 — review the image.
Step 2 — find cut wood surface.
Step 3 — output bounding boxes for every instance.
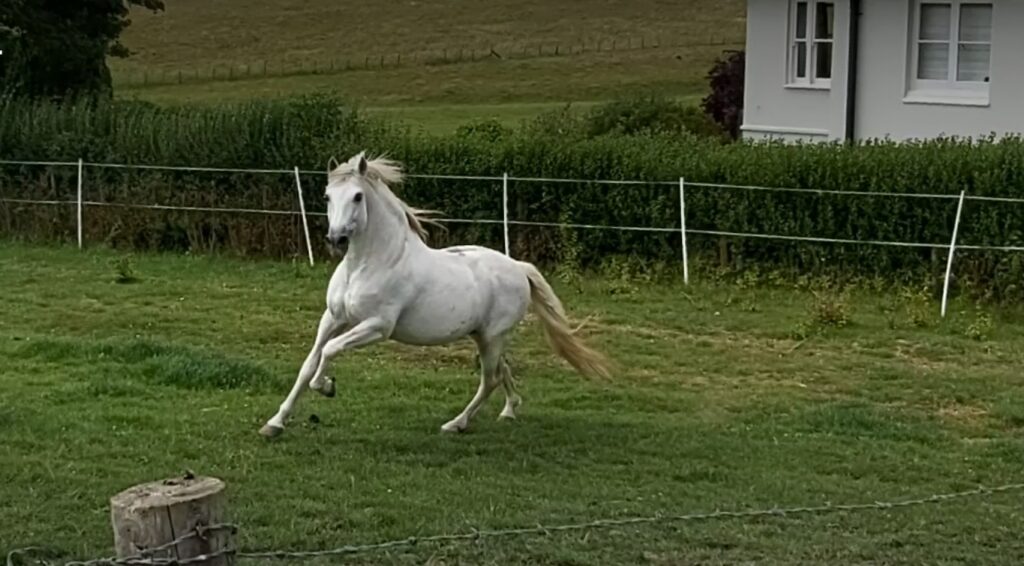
[110,475,233,565]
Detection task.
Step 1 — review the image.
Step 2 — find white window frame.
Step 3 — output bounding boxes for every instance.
[787,0,835,89]
[906,0,993,105]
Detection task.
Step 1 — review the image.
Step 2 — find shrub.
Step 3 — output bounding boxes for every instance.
[3,96,1024,300]
[584,93,725,140]
[454,119,513,143]
[702,50,745,140]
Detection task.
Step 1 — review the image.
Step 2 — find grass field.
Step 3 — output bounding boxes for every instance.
[109,0,745,132]
[2,241,1024,564]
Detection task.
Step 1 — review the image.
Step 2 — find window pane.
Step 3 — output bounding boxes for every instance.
[796,42,808,78]
[816,2,835,40]
[920,4,951,40]
[958,44,991,81]
[815,42,833,78]
[918,42,950,79]
[959,4,992,42]
[795,2,808,39]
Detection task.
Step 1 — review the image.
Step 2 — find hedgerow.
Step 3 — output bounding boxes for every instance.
[2,95,1023,298]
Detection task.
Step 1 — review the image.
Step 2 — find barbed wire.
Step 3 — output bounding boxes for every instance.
[7,524,237,566]
[8,482,1022,566]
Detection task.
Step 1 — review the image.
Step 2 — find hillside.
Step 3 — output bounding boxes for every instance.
[111,0,746,131]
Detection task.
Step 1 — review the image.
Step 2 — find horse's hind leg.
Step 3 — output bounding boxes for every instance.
[441,334,504,433]
[498,356,521,420]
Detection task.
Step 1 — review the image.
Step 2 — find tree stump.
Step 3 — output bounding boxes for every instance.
[110,475,234,565]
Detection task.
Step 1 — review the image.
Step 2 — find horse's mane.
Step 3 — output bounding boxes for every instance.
[328,153,444,241]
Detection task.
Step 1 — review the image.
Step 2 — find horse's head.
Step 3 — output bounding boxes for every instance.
[324,152,444,254]
[324,153,370,250]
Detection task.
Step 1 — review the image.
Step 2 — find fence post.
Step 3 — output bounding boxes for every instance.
[940,190,966,317]
[502,172,511,256]
[679,177,689,285]
[77,158,84,249]
[293,167,315,267]
[111,474,233,566]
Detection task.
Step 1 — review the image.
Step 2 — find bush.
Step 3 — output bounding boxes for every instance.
[0,93,385,166]
[584,94,725,140]
[702,50,745,140]
[454,119,514,143]
[3,96,1024,300]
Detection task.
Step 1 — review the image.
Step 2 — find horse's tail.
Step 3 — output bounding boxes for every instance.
[519,261,612,380]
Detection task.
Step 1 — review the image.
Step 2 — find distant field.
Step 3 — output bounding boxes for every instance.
[111,0,745,131]
[113,0,745,74]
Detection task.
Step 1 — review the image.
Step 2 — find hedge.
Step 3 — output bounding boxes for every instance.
[2,95,1023,298]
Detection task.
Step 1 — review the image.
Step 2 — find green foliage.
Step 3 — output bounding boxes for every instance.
[883,287,936,329]
[0,93,375,165]
[810,287,852,328]
[702,50,745,139]
[790,286,852,340]
[963,308,994,341]
[454,118,514,143]
[110,255,139,284]
[3,96,1024,299]
[0,0,165,100]
[584,93,725,140]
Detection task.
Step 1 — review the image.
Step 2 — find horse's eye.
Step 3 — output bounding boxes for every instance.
[323,194,329,201]
[354,193,364,203]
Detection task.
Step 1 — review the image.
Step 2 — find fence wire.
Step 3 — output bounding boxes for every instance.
[4,159,1024,204]
[7,482,1023,566]
[3,159,1024,256]
[1,196,1017,252]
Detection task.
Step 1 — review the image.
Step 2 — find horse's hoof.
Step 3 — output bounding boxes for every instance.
[321,378,336,398]
[440,421,466,434]
[498,412,517,421]
[259,424,284,438]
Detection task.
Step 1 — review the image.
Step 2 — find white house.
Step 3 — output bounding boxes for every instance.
[741,0,1024,142]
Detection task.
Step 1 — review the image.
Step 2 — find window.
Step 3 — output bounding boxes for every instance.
[909,1,992,101]
[789,0,834,87]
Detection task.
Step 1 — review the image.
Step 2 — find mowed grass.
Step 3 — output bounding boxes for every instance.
[109,0,744,130]
[112,0,745,74]
[114,48,726,121]
[2,241,1024,564]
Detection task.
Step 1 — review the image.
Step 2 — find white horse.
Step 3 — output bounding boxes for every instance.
[259,153,611,437]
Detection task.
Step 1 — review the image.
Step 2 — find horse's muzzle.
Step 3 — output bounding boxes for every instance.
[326,234,348,247]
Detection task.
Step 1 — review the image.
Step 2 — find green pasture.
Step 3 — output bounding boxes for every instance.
[2,242,1023,564]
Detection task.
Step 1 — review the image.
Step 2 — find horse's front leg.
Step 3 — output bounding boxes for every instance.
[260,317,392,438]
[260,309,344,437]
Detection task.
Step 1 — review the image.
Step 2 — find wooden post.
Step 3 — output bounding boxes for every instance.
[110,475,234,565]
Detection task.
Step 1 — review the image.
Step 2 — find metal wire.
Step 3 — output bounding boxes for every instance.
[4,158,1024,202]
[685,180,961,200]
[4,158,1024,251]
[10,482,1019,565]
[3,198,1021,252]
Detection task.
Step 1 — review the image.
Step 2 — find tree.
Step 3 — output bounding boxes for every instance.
[701,50,745,140]
[0,0,164,100]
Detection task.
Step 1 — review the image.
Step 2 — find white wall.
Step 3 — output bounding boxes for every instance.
[854,0,1024,140]
[741,0,851,142]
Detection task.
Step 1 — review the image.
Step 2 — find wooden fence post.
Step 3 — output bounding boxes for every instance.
[110,475,234,565]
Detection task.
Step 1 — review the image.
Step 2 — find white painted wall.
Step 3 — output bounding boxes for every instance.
[855,0,1024,140]
[742,0,1024,142]
[741,0,851,142]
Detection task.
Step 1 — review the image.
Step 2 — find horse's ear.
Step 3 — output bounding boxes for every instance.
[357,154,368,176]
[327,156,339,174]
